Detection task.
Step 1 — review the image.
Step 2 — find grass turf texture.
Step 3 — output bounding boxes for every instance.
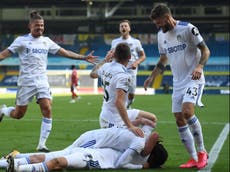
[0,94,229,172]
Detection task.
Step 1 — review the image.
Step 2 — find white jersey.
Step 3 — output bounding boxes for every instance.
[69,127,146,154]
[8,33,61,86]
[97,61,132,125]
[111,36,144,75]
[158,21,205,91]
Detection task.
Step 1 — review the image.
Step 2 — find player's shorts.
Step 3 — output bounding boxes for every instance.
[65,148,119,169]
[128,72,136,94]
[99,109,140,128]
[16,86,52,106]
[172,82,204,113]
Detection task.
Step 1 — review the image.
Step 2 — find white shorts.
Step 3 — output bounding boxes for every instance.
[99,109,140,128]
[128,71,136,94]
[66,148,120,169]
[16,86,52,106]
[172,82,204,113]
[44,147,118,169]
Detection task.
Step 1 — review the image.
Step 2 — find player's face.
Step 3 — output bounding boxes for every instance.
[29,19,44,38]
[153,16,172,33]
[119,22,130,36]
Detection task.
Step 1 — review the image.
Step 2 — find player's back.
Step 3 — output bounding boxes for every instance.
[70,127,145,153]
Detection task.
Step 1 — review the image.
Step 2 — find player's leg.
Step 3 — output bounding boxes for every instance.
[183,84,207,169]
[36,97,52,152]
[172,92,198,168]
[126,74,136,109]
[70,85,76,103]
[0,86,34,121]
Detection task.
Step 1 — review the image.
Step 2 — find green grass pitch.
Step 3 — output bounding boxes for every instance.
[0,94,229,172]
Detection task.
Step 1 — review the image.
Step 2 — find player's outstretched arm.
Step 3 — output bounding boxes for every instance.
[57,48,98,64]
[0,49,11,61]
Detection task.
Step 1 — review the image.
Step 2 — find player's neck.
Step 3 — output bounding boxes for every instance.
[122,34,129,40]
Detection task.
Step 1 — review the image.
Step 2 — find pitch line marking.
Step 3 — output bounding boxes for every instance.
[197,123,229,172]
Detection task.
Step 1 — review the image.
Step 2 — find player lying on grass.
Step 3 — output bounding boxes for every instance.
[1,118,167,171]
[5,137,167,171]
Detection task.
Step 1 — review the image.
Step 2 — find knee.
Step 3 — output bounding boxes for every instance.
[175,117,186,127]
[182,109,193,120]
[41,105,52,117]
[52,158,66,169]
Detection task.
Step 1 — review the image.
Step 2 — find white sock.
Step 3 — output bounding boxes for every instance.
[38,118,52,147]
[178,125,198,161]
[14,157,30,166]
[17,162,47,172]
[0,159,8,168]
[188,115,206,152]
[2,106,15,117]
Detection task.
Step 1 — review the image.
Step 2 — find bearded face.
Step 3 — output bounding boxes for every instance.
[29,19,44,38]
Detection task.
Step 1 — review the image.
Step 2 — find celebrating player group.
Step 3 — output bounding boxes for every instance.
[0,3,210,172]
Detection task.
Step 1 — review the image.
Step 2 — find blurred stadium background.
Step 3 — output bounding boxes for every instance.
[0,0,229,94]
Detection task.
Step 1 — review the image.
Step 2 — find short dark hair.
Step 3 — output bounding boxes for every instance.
[114,43,131,62]
[147,141,168,168]
[29,10,43,23]
[120,19,131,27]
[150,4,171,20]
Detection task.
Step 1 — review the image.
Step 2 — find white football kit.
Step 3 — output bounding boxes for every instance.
[13,127,149,169]
[7,33,61,105]
[158,21,205,112]
[68,127,148,169]
[111,36,144,93]
[97,61,133,127]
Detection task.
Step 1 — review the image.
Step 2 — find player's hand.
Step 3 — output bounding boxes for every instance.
[129,126,144,137]
[191,65,202,80]
[104,50,114,62]
[143,77,153,91]
[85,51,99,64]
[142,162,150,169]
[131,62,138,70]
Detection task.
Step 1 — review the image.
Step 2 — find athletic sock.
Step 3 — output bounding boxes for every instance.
[1,106,15,117]
[14,157,30,166]
[0,159,8,168]
[178,125,198,161]
[38,118,52,147]
[17,162,47,172]
[188,115,206,152]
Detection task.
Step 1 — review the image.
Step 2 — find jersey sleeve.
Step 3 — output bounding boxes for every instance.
[115,148,143,169]
[115,73,131,92]
[111,39,117,50]
[157,31,167,55]
[7,37,22,54]
[47,37,61,54]
[188,24,204,46]
[136,40,144,52]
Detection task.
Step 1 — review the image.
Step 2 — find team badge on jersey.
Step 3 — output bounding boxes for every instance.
[177,35,182,42]
[191,27,199,36]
